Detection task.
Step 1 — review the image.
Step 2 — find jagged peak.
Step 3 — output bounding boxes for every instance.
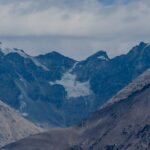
[37,50,76,62]
[87,50,110,61]
[137,41,150,50]
[38,50,65,58]
[0,42,28,58]
[49,51,63,56]
[139,41,147,47]
[128,41,150,54]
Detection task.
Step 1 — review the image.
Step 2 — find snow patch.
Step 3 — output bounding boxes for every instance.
[0,43,49,71]
[0,42,28,58]
[50,62,92,98]
[1,47,28,58]
[22,113,28,117]
[19,100,27,110]
[30,57,49,71]
[69,62,78,72]
[97,55,108,61]
[56,73,91,98]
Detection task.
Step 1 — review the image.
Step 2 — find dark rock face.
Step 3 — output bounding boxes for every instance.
[134,125,150,150]
[87,42,150,106]
[2,69,150,150]
[73,50,110,82]
[0,42,150,127]
[36,51,76,81]
[0,48,75,127]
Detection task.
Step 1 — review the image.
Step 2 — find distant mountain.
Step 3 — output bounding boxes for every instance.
[0,100,42,147]
[0,41,150,127]
[3,68,150,150]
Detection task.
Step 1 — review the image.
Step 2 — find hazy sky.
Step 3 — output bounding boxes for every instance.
[0,0,150,60]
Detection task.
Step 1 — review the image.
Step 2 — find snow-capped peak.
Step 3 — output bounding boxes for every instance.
[86,50,109,62]
[0,42,50,71]
[97,55,109,61]
[0,42,28,58]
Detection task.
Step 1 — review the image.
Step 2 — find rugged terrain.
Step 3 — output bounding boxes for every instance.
[0,42,150,127]
[2,68,150,150]
[0,100,42,147]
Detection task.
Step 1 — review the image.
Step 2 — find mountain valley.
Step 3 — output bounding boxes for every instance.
[0,42,150,127]
[2,66,150,150]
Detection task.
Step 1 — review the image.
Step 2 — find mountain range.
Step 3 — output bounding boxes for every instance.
[2,64,150,150]
[0,41,150,127]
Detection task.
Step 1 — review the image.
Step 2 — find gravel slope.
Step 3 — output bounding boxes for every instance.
[0,100,42,147]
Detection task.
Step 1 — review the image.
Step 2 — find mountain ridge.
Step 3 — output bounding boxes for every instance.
[103,68,150,109]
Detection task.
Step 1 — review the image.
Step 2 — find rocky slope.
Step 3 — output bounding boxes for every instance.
[0,41,150,127]
[2,68,150,150]
[0,100,42,148]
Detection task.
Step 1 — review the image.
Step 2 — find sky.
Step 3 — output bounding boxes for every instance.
[0,0,150,60]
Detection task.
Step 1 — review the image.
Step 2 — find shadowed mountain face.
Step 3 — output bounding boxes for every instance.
[0,42,150,127]
[0,100,42,147]
[2,68,150,150]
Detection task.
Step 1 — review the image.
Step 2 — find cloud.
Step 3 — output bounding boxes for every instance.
[0,0,149,37]
[0,0,150,59]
